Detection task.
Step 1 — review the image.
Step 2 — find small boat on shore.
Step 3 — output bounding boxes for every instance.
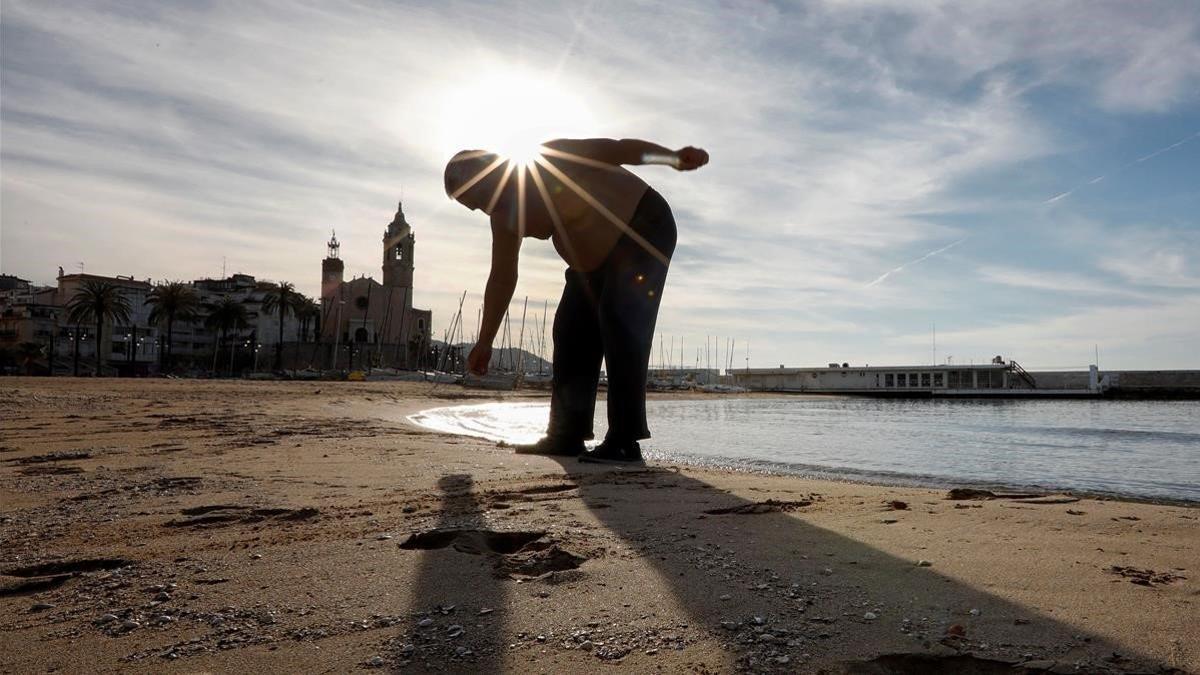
[462,372,519,390]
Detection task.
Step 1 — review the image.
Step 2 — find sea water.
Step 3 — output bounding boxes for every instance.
[409,397,1200,502]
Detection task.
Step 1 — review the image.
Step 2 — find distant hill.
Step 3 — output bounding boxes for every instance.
[431,341,551,374]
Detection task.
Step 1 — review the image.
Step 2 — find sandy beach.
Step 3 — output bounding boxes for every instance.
[0,378,1195,674]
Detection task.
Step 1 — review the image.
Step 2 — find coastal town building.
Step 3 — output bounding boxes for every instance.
[183,273,304,364]
[1,272,160,375]
[319,201,432,367]
[56,272,159,375]
[1,200,433,375]
[0,275,55,344]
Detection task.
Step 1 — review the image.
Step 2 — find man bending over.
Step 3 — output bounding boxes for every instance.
[444,138,709,462]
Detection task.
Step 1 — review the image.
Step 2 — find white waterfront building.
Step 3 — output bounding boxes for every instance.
[728,357,1108,396]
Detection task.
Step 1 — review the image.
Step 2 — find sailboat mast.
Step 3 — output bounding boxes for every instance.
[516,296,528,374]
[501,310,510,371]
[540,300,548,375]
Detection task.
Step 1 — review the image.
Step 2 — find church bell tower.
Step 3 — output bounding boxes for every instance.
[383,201,415,289]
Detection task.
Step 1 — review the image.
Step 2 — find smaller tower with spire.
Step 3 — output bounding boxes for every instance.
[321,230,344,301]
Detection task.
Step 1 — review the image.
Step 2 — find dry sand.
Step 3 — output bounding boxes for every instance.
[0,378,1195,674]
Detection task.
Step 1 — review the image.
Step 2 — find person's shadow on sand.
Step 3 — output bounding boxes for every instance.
[541,458,1181,674]
[394,474,511,671]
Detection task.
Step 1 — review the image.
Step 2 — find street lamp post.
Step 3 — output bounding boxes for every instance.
[331,300,345,371]
[253,342,261,373]
[69,328,84,377]
[48,326,56,378]
[228,336,238,377]
[125,327,138,373]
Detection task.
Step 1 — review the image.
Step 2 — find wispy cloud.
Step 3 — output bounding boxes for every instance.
[976,265,1153,302]
[2,0,1198,369]
[1097,227,1200,290]
[891,294,1200,369]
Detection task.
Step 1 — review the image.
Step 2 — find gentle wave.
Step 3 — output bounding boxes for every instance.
[1011,426,1200,443]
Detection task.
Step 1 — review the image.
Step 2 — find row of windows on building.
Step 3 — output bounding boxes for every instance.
[885,372,943,387]
[813,369,1007,388]
[882,370,1006,388]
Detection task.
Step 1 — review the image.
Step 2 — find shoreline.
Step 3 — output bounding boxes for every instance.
[646,455,1200,509]
[408,395,1200,508]
[2,378,1196,673]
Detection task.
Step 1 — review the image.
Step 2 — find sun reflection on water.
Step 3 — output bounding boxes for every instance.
[408,402,551,445]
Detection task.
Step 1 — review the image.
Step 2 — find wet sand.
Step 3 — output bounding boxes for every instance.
[0,378,1195,674]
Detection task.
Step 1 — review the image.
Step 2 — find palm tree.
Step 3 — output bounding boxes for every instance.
[145,281,201,373]
[67,281,133,376]
[203,295,249,374]
[260,281,300,371]
[296,296,321,343]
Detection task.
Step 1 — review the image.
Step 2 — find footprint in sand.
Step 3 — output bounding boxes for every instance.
[0,558,134,597]
[398,528,587,578]
[163,505,320,528]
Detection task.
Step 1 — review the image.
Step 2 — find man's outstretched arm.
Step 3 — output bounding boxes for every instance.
[467,218,521,375]
[544,138,709,170]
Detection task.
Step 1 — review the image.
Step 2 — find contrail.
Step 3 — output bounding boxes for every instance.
[1044,130,1199,204]
[866,238,966,288]
[1135,130,1200,163]
[552,0,598,81]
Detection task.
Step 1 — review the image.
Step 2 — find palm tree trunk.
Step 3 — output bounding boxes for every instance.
[95,317,104,377]
[276,304,285,371]
[164,315,175,374]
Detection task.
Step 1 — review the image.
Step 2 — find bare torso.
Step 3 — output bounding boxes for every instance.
[494,151,649,271]
[463,137,707,377]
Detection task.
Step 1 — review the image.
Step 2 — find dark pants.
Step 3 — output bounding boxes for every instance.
[547,188,677,444]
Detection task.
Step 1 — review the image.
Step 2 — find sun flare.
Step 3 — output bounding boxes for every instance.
[434,65,596,165]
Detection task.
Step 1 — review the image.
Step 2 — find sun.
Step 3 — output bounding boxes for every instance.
[434,64,596,165]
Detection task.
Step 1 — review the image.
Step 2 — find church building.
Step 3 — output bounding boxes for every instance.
[319,202,432,364]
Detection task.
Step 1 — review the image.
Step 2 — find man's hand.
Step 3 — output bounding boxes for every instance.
[467,343,492,376]
[675,146,709,171]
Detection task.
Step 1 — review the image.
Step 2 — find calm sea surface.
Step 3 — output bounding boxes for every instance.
[409,397,1200,502]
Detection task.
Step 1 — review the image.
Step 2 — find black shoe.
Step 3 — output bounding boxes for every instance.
[578,440,644,464]
[514,436,585,457]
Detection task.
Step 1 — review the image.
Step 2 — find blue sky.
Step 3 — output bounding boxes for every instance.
[2,0,1197,369]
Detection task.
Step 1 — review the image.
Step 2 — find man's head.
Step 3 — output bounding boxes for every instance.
[444,150,505,212]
